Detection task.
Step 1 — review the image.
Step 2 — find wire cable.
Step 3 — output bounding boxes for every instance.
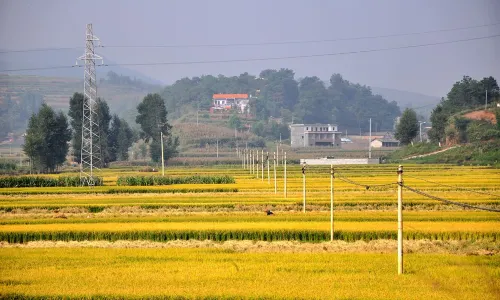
[405,174,500,197]
[2,33,499,73]
[336,173,396,190]
[2,22,499,54]
[402,184,500,212]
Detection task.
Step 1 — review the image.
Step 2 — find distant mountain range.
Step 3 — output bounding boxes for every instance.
[0,49,162,85]
[1,49,442,119]
[370,86,440,118]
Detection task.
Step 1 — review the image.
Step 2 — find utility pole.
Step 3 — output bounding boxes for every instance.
[196,102,199,126]
[261,149,264,181]
[267,152,270,184]
[273,152,277,194]
[330,165,334,241]
[485,90,488,110]
[369,118,372,159]
[161,132,165,176]
[419,121,426,142]
[284,152,287,199]
[256,153,259,179]
[216,139,219,158]
[397,165,404,275]
[252,150,255,174]
[276,143,279,167]
[77,23,103,187]
[302,162,307,213]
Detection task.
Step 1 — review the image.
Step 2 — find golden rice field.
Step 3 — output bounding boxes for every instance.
[0,163,499,299]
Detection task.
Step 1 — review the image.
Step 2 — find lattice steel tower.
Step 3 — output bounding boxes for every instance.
[77,24,103,186]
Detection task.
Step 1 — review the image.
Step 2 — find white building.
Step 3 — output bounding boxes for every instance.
[290,124,342,148]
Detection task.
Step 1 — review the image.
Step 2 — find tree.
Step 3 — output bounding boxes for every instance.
[395,108,419,145]
[96,98,112,166]
[68,93,84,163]
[108,115,135,161]
[68,93,111,166]
[23,104,71,173]
[228,114,242,129]
[136,93,178,162]
[428,103,447,143]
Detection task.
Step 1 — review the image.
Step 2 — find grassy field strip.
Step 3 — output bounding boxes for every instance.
[1,211,498,224]
[0,191,495,201]
[0,248,498,299]
[1,221,498,232]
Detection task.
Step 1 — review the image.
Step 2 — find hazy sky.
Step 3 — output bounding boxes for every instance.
[1,0,499,97]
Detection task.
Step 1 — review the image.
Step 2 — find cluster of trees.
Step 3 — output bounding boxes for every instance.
[136,93,179,163]
[428,76,499,144]
[68,93,135,166]
[23,104,71,173]
[159,69,401,133]
[100,71,160,91]
[23,92,178,173]
[0,92,43,140]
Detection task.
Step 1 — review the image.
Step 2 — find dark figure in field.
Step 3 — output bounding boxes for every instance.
[266,209,274,216]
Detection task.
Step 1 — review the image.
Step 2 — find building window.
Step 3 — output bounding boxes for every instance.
[306,127,308,131]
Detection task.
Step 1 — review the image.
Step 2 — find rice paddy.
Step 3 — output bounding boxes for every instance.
[0,163,499,299]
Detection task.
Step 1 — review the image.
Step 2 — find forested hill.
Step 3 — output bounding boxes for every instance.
[160,69,401,133]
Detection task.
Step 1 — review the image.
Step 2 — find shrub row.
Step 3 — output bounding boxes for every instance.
[0,187,238,195]
[0,176,103,188]
[1,230,497,244]
[116,175,235,186]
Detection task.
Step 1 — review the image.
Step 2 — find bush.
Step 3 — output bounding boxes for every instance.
[116,175,235,186]
[0,176,103,188]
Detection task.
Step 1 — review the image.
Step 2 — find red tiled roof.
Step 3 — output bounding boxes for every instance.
[212,94,248,99]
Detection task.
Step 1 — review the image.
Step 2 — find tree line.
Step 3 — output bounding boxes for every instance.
[393,75,499,147]
[23,93,178,173]
[428,76,499,145]
[160,69,401,133]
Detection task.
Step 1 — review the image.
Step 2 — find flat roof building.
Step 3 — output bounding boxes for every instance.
[290,124,342,148]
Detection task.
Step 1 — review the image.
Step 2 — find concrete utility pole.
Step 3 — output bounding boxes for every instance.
[419,121,426,142]
[276,144,279,167]
[330,165,334,241]
[485,90,488,110]
[397,165,404,275]
[161,132,165,177]
[256,154,259,179]
[369,118,372,159]
[302,162,307,213]
[267,152,270,184]
[273,152,277,194]
[216,139,219,158]
[261,149,264,181]
[284,152,287,198]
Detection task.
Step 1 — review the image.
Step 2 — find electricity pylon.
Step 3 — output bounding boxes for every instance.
[77,23,103,186]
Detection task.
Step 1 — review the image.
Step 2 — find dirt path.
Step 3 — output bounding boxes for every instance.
[403,145,460,160]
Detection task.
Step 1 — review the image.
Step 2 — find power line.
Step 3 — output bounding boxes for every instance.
[405,174,500,197]
[2,33,499,73]
[402,184,500,212]
[336,173,396,190]
[97,34,500,67]
[102,22,500,49]
[1,22,499,54]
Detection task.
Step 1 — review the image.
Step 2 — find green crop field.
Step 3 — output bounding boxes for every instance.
[0,163,499,299]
